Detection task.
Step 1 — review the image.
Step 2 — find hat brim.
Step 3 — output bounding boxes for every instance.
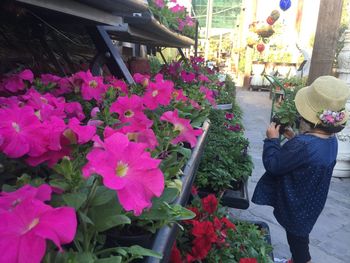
[294,86,349,126]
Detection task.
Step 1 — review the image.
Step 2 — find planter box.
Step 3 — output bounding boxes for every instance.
[197,179,250,210]
[215,103,233,110]
[247,220,274,260]
[143,120,210,263]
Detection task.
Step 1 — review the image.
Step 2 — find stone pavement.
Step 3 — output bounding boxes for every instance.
[230,87,350,263]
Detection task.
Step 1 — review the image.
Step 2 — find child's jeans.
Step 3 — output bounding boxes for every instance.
[286,231,311,263]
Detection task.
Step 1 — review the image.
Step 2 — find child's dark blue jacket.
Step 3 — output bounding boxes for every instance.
[252,134,338,237]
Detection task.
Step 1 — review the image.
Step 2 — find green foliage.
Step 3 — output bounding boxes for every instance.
[215,75,236,104]
[206,221,274,263]
[274,76,305,126]
[195,105,253,192]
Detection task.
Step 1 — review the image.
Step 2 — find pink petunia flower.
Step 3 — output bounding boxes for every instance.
[225,112,234,120]
[170,4,185,13]
[0,198,77,263]
[65,102,85,121]
[26,137,71,167]
[133,73,150,87]
[160,109,203,148]
[0,184,52,211]
[72,71,106,102]
[107,77,128,94]
[172,88,188,102]
[1,69,33,93]
[66,118,96,144]
[189,99,202,110]
[154,0,165,8]
[23,89,66,121]
[198,74,210,83]
[82,132,164,215]
[199,86,216,106]
[0,106,47,158]
[180,71,196,83]
[143,74,174,110]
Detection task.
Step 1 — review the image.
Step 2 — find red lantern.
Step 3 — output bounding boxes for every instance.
[257,43,265,53]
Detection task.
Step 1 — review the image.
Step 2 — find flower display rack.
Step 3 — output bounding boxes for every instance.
[6,0,195,82]
[144,120,210,263]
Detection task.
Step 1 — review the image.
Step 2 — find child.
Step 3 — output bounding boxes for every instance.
[252,76,350,263]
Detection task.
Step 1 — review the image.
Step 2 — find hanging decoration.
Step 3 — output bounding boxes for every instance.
[256,43,265,53]
[279,0,291,11]
[266,10,280,25]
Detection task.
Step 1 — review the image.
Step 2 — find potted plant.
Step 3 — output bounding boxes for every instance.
[215,75,236,110]
[195,105,253,209]
[170,194,274,263]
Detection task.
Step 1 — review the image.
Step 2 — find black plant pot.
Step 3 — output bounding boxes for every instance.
[221,179,249,209]
[196,179,250,209]
[105,228,154,249]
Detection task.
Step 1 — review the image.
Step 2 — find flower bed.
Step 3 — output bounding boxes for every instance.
[195,99,253,208]
[0,55,219,262]
[170,194,274,263]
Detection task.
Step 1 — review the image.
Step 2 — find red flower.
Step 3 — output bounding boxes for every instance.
[221,217,236,230]
[170,243,183,263]
[201,194,218,214]
[190,239,212,260]
[191,185,198,195]
[225,112,234,120]
[192,221,218,243]
[239,258,258,263]
[213,216,222,230]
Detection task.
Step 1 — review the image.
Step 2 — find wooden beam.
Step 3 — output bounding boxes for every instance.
[307,0,343,85]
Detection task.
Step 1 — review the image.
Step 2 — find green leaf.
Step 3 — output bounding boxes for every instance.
[124,245,162,259]
[90,187,116,207]
[94,214,131,232]
[54,157,73,180]
[94,256,122,263]
[62,192,87,210]
[78,211,94,225]
[172,146,192,159]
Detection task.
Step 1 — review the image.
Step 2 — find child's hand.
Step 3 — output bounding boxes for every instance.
[266,122,280,139]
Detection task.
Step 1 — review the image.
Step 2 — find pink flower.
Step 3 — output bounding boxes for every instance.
[65,102,85,121]
[198,74,210,83]
[143,75,174,110]
[108,77,128,94]
[178,19,186,31]
[44,116,66,151]
[0,184,52,211]
[172,89,188,102]
[154,0,165,8]
[66,118,96,144]
[189,99,201,110]
[83,133,164,215]
[0,106,47,158]
[0,198,77,263]
[180,71,196,83]
[170,4,185,13]
[23,89,66,121]
[185,16,195,27]
[160,109,203,148]
[40,74,72,96]
[1,69,33,93]
[199,86,216,106]
[110,95,153,132]
[225,112,234,120]
[26,137,71,167]
[72,71,106,101]
[133,73,149,87]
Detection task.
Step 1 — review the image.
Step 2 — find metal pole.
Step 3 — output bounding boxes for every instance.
[194,20,199,57]
[204,0,213,61]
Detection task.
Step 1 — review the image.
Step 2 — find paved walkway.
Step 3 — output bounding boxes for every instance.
[231,87,350,263]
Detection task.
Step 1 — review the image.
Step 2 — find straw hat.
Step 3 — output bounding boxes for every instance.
[295,76,350,126]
